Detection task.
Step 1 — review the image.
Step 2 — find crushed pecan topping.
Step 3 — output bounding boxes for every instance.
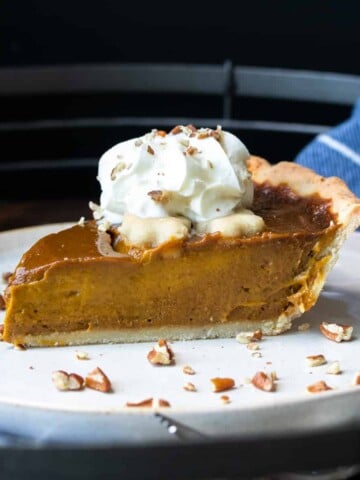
[185,146,199,156]
[179,138,190,148]
[197,127,221,141]
[0,295,5,311]
[147,190,171,203]
[170,125,182,135]
[147,145,155,155]
[210,129,221,141]
[155,130,166,137]
[111,162,126,180]
[197,131,211,139]
[187,124,197,134]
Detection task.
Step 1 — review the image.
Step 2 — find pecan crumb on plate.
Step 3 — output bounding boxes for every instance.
[147,339,175,365]
[85,367,112,393]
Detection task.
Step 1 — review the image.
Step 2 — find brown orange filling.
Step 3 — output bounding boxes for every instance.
[253,183,333,233]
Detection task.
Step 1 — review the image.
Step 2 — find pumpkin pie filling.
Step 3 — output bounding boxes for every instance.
[2,126,360,347]
[3,180,341,346]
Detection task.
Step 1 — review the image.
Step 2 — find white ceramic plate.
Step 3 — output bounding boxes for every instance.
[0,223,359,447]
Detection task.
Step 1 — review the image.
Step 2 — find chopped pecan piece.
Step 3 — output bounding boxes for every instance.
[185,146,199,156]
[307,380,333,393]
[147,339,175,365]
[147,190,171,204]
[210,128,221,141]
[319,322,353,342]
[220,395,231,404]
[52,370,84,391]
[155,130,166,137]
[251,371,275,392]
[170,125,182,135]
[326,361,341,375]
[85,367,112,393]
[197,131,210,139]
[210,377,235,393]
[110,162,126,180]
[147,145,155,155]
[186,124,197,134]
[351,372,360,386]
[183,382,197,392]
[126,398,154,408]
[0,294,5,311]
[183,365,196,375]
[306,354,327,367]
[126,397,171,408]
[76,351,90,360]
[236,329,262,344]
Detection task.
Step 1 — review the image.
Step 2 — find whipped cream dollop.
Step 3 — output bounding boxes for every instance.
[97,125,254,225]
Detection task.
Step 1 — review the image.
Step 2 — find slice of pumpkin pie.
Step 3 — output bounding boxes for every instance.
[3,125,360,347]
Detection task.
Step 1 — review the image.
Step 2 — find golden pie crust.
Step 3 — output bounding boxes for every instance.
[3,157,360,347]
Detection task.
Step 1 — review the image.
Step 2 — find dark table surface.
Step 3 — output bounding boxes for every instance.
[0,198,91,232]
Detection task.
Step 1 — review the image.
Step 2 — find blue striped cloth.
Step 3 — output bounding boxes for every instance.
[295,99,360,199]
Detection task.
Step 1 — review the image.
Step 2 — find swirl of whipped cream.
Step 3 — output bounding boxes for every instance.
[97,125,253,224]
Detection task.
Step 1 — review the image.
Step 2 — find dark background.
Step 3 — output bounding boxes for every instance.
[1,0,360,73]
[0,0,360,225]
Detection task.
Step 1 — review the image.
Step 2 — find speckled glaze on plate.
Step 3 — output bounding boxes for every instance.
[0,223,359,446]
